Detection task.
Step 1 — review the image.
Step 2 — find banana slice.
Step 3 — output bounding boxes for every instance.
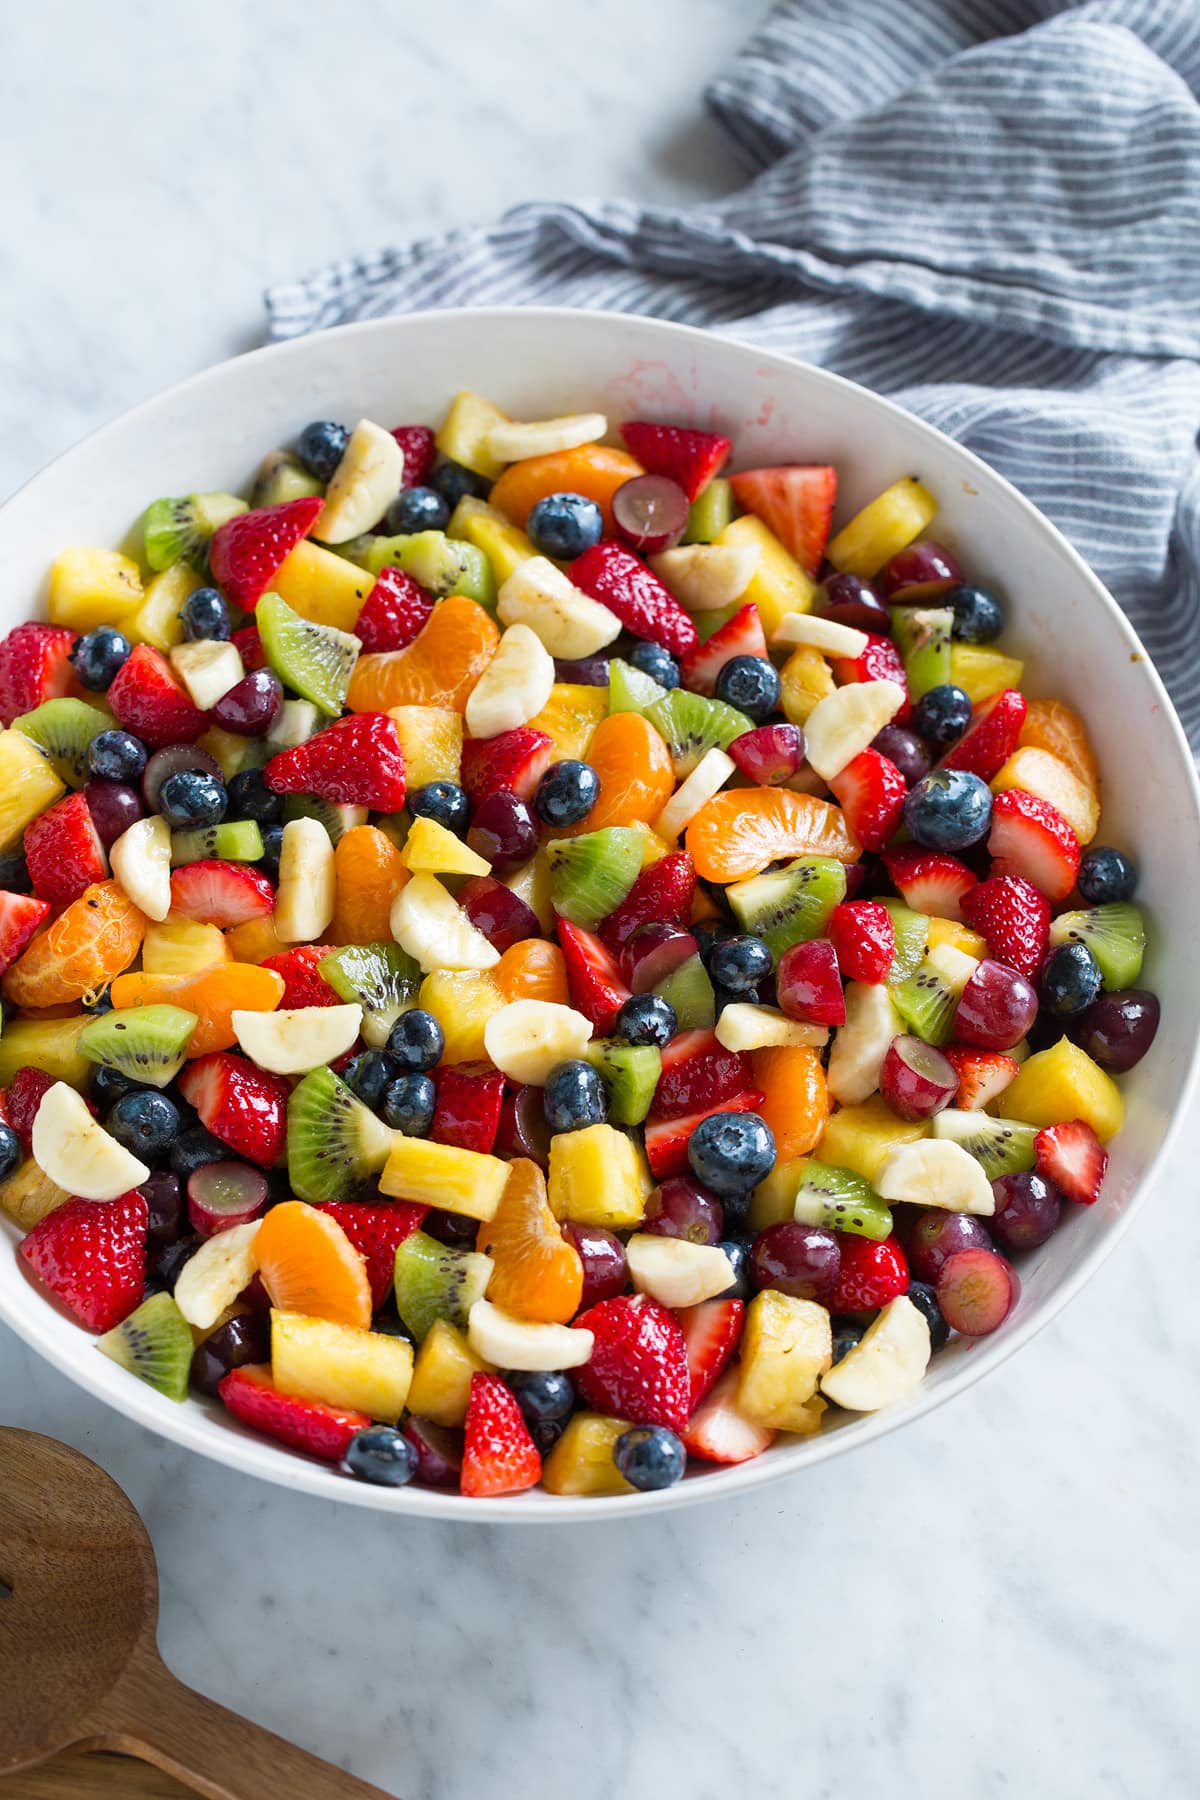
[485,413,606,463]
[464,623,555,738]
[274,817,335,942]
[804,680,907,781]
[626,1234,735,1308]
[169,640,244,710]
[391,872,499,973]
[771,614,868,659]
[875,1138,995,1215]
[715,1003,829,1053]
[315,419,404,545]
[827,980,902,1105]
[655,746,736,840]
[820,1295,931,1411]
[497,557,622,659]
[483,999,593,1084]
[174,1219,264,1331]
[110,814,172,922]
[468,1298,594,1371]
[31,1082,150,1202]
[649,543,761,611]
[232,1004,363,1074]
[265,697,321,752]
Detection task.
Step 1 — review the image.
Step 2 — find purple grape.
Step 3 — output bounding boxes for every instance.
[954,960,1039,1051]
[84,779,143,847]
[871,724,931,786]
[554,656,611,686]
[879,540,964,601]
[210,669,284,736]
[403,1417,463,1488]
[563,1222,628,1307]
[990,1171,1062,1251]
[612,475,690,554]
[494,1083,552,1169]
[1075,989,1160,1074]
[189,1311,269,1395]
[750,1221,841,1302]
[422,1209,479,1246]
[143,743,222,812]
[643,1176,724,1245]
[818,572,890,632]
[467,790,539,874]
[142,1171,182,1253]
[904,1208,992,1283]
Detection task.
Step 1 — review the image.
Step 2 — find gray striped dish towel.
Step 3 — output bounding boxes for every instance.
[267,0,1200,747]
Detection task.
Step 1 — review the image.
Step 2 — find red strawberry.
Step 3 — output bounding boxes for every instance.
[777,939,846,1026]
[643,1090,764,1180]
[264,712,406,812]
[1034,1119,1108,1205]
[312,1200,427,1308]
[390,424,437,489]
[652,1029,753,1120]
[960,874,1050,979]
[556,918,630,1034]
[678,1297,745,1412]
[988,789,1080,905]
[829,1234,908,1313]
[460,1371,542,1498]
[943,1046,1019,1111]
[727,721,805,785]
[619,421,731,502]
[728,465,837,576]
[19,1189,147,1332]
[570,542,698,658]
[108,644,206,748]
[679,603,768,697]
[460,728,553,808]
[681,1365,774,1464]
[0,891,51,974]
[24,791,108,908]
[169,860,275,928]
[219,1364,369,1463]
[353,566,433,653]
[0,623,77,726]
[431,1064,506,1154]
[829,749,907,852]
[940,689,1027,781]
[459,876,540,952]
[828,899,894,984]
[231,625,266,671]
[831,633,910,720]
[4,1065,57,1154]
[573,1293,691,1432]
[599,851,696,951]
[209,496,324,611]
[261,945,339,1009]
[177,1052,289,1167]
[881,845,978,922]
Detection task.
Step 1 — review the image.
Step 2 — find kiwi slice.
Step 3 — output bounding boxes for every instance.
[394,1230,494,1342]
[251,448,324,509]
[653,952,716,1030]
[171,821,265,866]
[1048,902,1145,991]
[361,531,496,611]
[931,1109,1037,1177]
[728,856,847,964]
[97,1291,193,1402]
[585,1041,662,1125]
[282,794,369,845]
[682,478,735,545]
[78,1003,198,1089]
[318,943,422,1049]
[777,1158,894,1241]
[608,659,668,717]
[256,592,359,717]
[891,605,953,700]
[142,493,247,574]
[878,897,929,986]
[546,827,643,931]
[891,963,959,1047]
[646,689,753,778]
[13,697,113,788]
[287,1064,396,1202]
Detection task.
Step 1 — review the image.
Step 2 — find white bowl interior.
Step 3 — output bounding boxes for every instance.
[1,307,1196,1519]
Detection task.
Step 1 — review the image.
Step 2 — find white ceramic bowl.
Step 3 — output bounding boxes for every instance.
[2,308,1197,1519]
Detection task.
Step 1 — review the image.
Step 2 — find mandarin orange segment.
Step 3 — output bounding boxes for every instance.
[686,788,862,882]
[489,444,644,538]
[346,595,499,713]
[332,824,408,945]
[1019,698,1099,796]
[476,1158,583,1324]
[495,938,568,1005]
[254,1200,372,1331]
[2,881,146,1009]
[750,1045,830,1163]
[565,711,674,832]
[109,961,284,1056]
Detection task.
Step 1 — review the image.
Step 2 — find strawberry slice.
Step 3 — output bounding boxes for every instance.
[461,1371,542,1497]
[940,689,1027,781]
[679,603,768,697]
[24,791,108,908]
[619,422,731,502]
[390,424,437,489]
[231,625,266,671]
[831,633,910,721]
[960,874,1050,979]
[555,917,630,1034]
[353,566,433,653]
[460,727,553,808]
[177,1052,290,1167]
[678,1297,745,1412]
[988,788,1080,905]
[19,1189,147,1332]
[828,1234,908,1314]
[219,1364,369,1463]
[943,1046,1019,1111]
[209,496,324,611]
[728,465,837,576]
[828,899,894,984]
[881,845,978,922]
[1034,1119,1108,1205]
[264,712,407,812]
[681,1365,774,1465]
[3,1066,56,1153]
[573,1293,691,1432]
[431,1064,506,1155]
[643,1090,765,1180]
[312,1200,427,1308]
[599,851,696,950]
[261,945,340,1009]
[0,623,77,726]
[169,860,275,928]
[652,1029,753,1120]
[570,542,698,659]
[0,892,51,975]
[829,748,907,852]
[107,644,206,748]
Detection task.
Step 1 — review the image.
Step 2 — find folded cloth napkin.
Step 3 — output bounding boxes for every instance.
[267,0,1200,748]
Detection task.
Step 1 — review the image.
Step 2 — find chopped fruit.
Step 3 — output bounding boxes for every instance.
[269,538,373,633]
[737,1289,831,1432]
[461,1371,542,1498]
[253,1199,372,1330]
[399,816,487,879]
[678,603,769,698]
[483,999,592,1085]
[19,1188,147,1332]
[464,622,555,738]
[1019,697,1099,795]
[570,541,698,658]
[209,496,323,609]
[950,643,1024,704]
[0,727,67,851]
[47,548,141,634]
[0,890,50,973]
[26,1081,145,1207]
[876,1138,994,1215]
[467,1297,593,1371]
[679,1297,745,1411]
[0,623,77,725]
[3,1066,55,1153]
[620,422,730,501]
[3,881,146,1010]
[460,726,553,811]
[542,1413,636,1494]
[882,846,978,923]
[316,420,403,544]
[107,645,206,748]
[991,745,1099,845]
[936,1247,1020,1336]
[265,712,407,812]
[232,1004,361,1074]
[1001,1038,1124,1141]
[142,917,229,978]
[926,916,989,960]
[626,1234,733,1308]
[495,938,569,1006]
[548,1122,652,1229]
[687,786,860,881]
[654,748,736,842]
[23,791,107,907]
[943,1047,1019,1111]
[110,962,284,1058]
[394,1230,494,1342]
[97,1291,193,1402]
[527,682,608,763]
[714,1004,827,1053]
[393,873,499,974]
[490,442,644,536]
[828,1232,909,1314]
[388,704,463,789]
[169,859,275,929]
[778,646,835,731]
[418,969,505,1064]
[110,816,171,923]
[827,477,937,577]
[573,1293,690,1431]
[829,631,910,719]
[476,1158,583,1325]
[805,681,906,782]
[497,557,620,659]
[940,688,1027,781]
[960,875,1050,979]
[715,514,818,638]
[271,1311,413,1424]
[599,850,696,950]
[260,945,337,1010]
[751,1044,830,1163]
[287,1065,395,1203]
[569,710,675,832]
[987,787,1080,904]
[652,545,760,617]
[177,1052,289,1167]
[829,900,894,984]
[348,594,499,713]
[556,919,631,1034]
[219,1364,369,1463]
[380,1136,508,1222]
[819,1095,929,1184]
[547,826,642,930]
[653,1028,752,1119]
[682,1367,776,1464]
[451,495,539,584]
[829,748,907,851]
[1048,902,1145,992]
[643,1091,764,1180]
[820,1294,930,1410]
[311,1200,427,1309]
[727,721,806,786]
[1034,1119,1109,1205]
[407,1319,492,1427]
[430,1064,506,1154]
[728,465,836,575]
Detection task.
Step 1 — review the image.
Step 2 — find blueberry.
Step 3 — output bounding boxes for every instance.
[692,921,734,966]
[508,1369,575,1428]
[714,984,760,1019]
[534,760,600,828]
[259,822,284,879]
[170,1126,230,1178]
[83,985,114,1014]
[688,1110,775,1197]
[945,584,1004,644]
[708,933,772,995]
[716,1236,754,1300]
[386,1009,445,1073]
[905,1280,950,1352]
[370,1305,416,1344]
[91,1063,141,1105]
[87,728,147,784]
[720,1192,751,1236]
[180,586,231,642]
[0,848,31,893]
[297,419,349,482]
[72,627,131,691]
[157,769,227,830]
[107,1091,180,1161]
[227,767,282,824]
[613,1425,686,1492]
[344,1049,399,1111]
[152,1234,201,1294]
[526,491,605,560]
[714,655,781,722]
[830,1320,865,1365]
[408,781,470,835]
[1077,845,1137,906]
[628,640,679,689]
[385,486,450,535]
[911,683,972,748]
[543,1060,607,1133]
[341,1424,418,1487]
[0,1123,21,1182]
[381,1072,436,1136]
[612,993,676,1048]
[1040,941,1103,1018]
[429,459,490,508]
[903,769,992,851]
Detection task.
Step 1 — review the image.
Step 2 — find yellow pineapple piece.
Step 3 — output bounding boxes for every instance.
[950,644,1024,705]
[737,1289,832,1432]
[779,644,835,727]
[991,746,1100,845]
[400,814,490,878]
[630,819,672,867]
[449,495,537,584]
[128,561,201,652]
[0,1158,71,1229]
[999,1038,1124,1141]
[716,514,817,637]
[542,1413,635,1496]
[0,1015,93,1090]
[379,1136,509,1220]
[143,918,230,976]
[818,1097,929,1183]
[419,969,506,1064]
[748,1160,805,1233]
[827,478,937,578]
[436,390,511,482]
[271,538,373,632]
[548,1123,651,1230]
[527,683,608,762]
[388,706,463,787]
[270,1310,413,1423]
[224,915,289,964]
[0,727,66,850]
[196,726,263,781]
[47,547,143,633]
[504,848,554,931]
[926,916,989,960]
[407,1318,493,1427]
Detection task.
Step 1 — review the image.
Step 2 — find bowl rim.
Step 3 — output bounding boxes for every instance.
[3,303,1198,1521]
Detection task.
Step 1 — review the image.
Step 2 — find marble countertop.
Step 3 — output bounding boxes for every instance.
[3,4,1198,1796]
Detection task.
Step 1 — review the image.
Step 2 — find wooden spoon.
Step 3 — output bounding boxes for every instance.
[0,1427,397,1799]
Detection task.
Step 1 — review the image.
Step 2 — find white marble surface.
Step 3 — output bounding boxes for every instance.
[3,4,1199,1796]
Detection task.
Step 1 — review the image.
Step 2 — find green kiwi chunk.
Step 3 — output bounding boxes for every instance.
[1048,903,1145,991]
[281,794,368,845]
[682,478,735,545]
[97,1292,193,1402]
[695,603,746,642]
[286,1065,396,1203]
[608,659,668,717]
[13,698,113,787]
[170,821,265,866]
[318,943,422,1049]
[251,449,324,509]
[646,689,753,777]
[142,493,247,574]
[780,1158,894,1241]
[931,1109,1037,1177]
[393,1231,494,1342]
[359,532,495,610]
[78,1004,197,1089]
[653,952,716,1030]
[727,856,847,964]
[256,591,359,717]
[546,827,643,930]
[878,897,930,986]
[891,606,953,700]
[585,1041,662,1125]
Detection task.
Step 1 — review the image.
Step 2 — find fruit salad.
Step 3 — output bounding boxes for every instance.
[0,396,1159,1500]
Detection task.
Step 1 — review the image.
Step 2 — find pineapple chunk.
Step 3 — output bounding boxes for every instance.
[271,1310,413,1423]
[548,1123,651,1230]
[0,1015,93,1090]
[926,916,989,961]
[142,919,230,976]
[949,643,1024,704]
[197,725,264,782]
[827,478,937,578]
[542,1413,636,1496]
[128,561,201,651]
[504,848,554,932]
[527,683,608,762]
[436,390,511,482]
[991,746,1100,845]
[380,1136,509,1220]
[736,1289,832,1432]
[400,815,491,877]
[0,727,67,850]
[779,644,835,727]
[716,514,817,637]
[999,1038,1124,1142]
[818,1096,929,1183]
[449,495,537,583]
[388,706,463,787]
[0,1158,70,1229]
[47,547,143,633]
[418,969,506,1064]
[407,1319,493,1427]
[271,538,373,632]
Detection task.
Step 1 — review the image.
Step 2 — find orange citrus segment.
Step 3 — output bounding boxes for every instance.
[686,788,862,881]
[564,711,675,833]
[332,825,408,945]
[489,444,644,538]
[2,882,146,1009]
[110,962,284,1056]
[1019,698,1099,797]
[347,596,499,713]
[476,1158,583,1324]
[255,1200,372,1331]
[223,916,290,964]
[495,939,569,1005]
[750,1046,830,1162]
